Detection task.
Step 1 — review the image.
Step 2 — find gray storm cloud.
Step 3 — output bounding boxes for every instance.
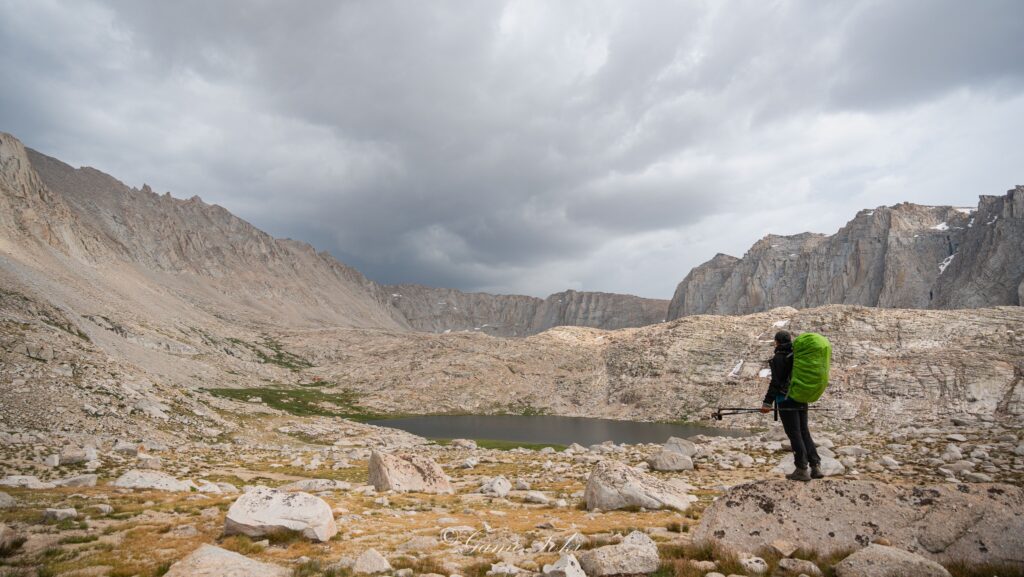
[1,0,1022,297]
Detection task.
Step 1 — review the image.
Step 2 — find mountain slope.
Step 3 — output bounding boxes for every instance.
[668,193,1022,318]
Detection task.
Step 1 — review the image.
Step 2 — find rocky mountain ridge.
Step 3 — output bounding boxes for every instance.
[381,284,668,336]
[669,191,1024,317]
[2,132,667,336]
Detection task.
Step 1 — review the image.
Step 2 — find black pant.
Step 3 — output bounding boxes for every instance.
[779,399,820,469]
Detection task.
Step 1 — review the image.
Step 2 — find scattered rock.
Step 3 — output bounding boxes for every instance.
[646,450,694,471]
[774,557,822,577]
[279,479,351,492]
[43,508,77,521]
[481,475,512,497]
[224,486,337,542]
[833,544,951,577]
[584,460,694,511]
[0,475,56,489]
[577,530,660,576]
[740,556,768,574]
[770,539,798,558]
[663,436,699,457]
[55,474,98,488]
[353,548,392,574]
[542,554,586,577]
[112,470,192,492]
[368,450,453,494]
[164,544,288,577]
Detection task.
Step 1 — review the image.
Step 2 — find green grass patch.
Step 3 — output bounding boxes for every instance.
[58,534,99,545]
[203,386,386,420]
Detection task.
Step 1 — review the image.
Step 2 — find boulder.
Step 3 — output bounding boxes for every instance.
[113,440,139,456]
[833,544,951,577]
[480,475,512,497]
[112,470,192,492]
[55,474,98,488]
[646,450,694,471]
[451,438,478,449]
[368,450,453,494]
[59,447,89,465]
[772,454,846,476]
[164,544,289,577]
[279,478,351,492]
[542,553,586,577]
[577,530,660,576]
[353,548,393,574]
[0,492,15,509]
[224,486,337,542]
[43,508,77,521]
[693,480,1024,565]
[584,460,694,511]
[774,557,822,577]
[663,436,698,457]
[0,476,55,489]
[137,454,162,469]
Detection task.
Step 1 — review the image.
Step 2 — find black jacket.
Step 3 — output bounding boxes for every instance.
[762,342,793,407]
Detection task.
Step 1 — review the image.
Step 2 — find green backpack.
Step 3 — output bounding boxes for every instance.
[787,332,832,403]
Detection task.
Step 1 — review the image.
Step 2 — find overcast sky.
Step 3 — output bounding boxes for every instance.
[2,1,1022,298]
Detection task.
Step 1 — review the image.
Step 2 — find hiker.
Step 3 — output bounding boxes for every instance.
[760,330,822,481]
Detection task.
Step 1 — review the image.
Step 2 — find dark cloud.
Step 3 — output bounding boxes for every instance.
[1,1,1022,298]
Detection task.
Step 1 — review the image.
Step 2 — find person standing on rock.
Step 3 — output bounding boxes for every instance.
[760,330,822,481]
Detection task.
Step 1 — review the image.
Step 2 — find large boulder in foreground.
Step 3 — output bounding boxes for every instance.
[165,544,289,577]
[693,480,1024,566]
[368,450,453,494]
[834,544,951,577]
[577,530,660,576]
[224,486,337,542]
[112,470,192,492]
[584,460,694,511]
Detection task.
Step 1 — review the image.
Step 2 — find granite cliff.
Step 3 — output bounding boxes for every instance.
[668,193,1023,317]
[381,284,668,336]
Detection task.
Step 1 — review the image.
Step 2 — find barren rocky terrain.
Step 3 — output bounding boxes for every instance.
[2,131,1024,576]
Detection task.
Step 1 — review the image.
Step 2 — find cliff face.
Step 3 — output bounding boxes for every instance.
[382,284,668,337]
[931,187,1024,309]
[666,200,1004,317]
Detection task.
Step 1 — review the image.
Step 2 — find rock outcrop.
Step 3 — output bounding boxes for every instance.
[368,450,453,494]
[164,544,289,577]
[224,486,338,542]
[583,460,694,511]
[669,192,1023,318]
[931,186,1024,309]
[693,480,1024,565]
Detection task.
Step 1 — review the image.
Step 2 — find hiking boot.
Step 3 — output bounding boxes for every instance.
[810,464,824,479]
[786,466,811,482]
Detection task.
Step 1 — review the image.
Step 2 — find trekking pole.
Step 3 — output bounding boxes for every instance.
[711,407,833,421]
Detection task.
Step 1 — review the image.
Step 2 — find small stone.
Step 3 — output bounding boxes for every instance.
[44,507,78,521]
[353,548,392,574]
[542,554,585,577]
[740,556,768,575]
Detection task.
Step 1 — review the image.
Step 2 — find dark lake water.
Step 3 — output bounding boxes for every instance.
[367,414,746,446]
